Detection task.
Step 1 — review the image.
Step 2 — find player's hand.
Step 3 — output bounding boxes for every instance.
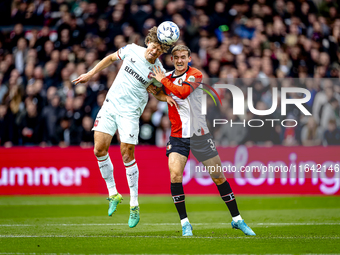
[147,85,157,94]
[166,96,179,110]
[150,66,166,82]
[72,73,92,85]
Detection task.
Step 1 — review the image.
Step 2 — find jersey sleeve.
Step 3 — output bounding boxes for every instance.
[161,69,203,99]
[153,62,166,88]
[153,78,163,88]
[117,44,132,60]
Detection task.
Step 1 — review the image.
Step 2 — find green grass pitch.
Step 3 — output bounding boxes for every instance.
[0,195,339,254]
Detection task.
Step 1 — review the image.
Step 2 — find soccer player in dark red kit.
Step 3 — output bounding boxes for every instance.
[148,45,256,236]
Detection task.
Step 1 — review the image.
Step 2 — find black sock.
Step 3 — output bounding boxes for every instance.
[171,182,187,220]
[217,181,240,217]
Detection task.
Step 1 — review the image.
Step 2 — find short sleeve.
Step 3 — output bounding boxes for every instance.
[117,44,132,60]
[152,60,166,88]
[153,79,163,88]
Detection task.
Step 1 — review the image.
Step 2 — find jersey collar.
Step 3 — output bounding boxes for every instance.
[171,66,190,78]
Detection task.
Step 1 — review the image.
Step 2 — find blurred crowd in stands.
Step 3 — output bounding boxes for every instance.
[0,0,340,147]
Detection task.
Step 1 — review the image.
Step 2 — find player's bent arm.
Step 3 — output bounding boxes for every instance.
[88,52,118,76]
[73,52,119,84]
[160,77,195,99]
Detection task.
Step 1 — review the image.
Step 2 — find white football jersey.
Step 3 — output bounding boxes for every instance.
[104,43,165,118]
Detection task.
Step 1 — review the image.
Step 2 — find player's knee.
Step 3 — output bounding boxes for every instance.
[94,147,108,158]
[121,149,134,163]
[170,172,182,183]
[122,154,134,163]
[212,177,226,186]
[121,145,135,163]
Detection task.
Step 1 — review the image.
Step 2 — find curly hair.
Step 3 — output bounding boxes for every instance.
[145,26,171,53]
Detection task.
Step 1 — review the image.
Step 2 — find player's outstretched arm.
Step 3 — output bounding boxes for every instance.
[72,52,119,85]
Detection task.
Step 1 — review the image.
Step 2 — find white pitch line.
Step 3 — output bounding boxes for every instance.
[2,254,338,255]
[0,253,194,255]
[1,253,331,255]
[0,253,190,255]
[0,223,340,227]
[257,223,340,226]
[0,235,339,239]
[0,254,339,255]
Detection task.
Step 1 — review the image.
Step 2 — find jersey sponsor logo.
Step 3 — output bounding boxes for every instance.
[124,66,148,85]
[0,166,90,187]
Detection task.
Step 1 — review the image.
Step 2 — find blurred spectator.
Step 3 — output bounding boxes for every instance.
[320,97,340,129]
[281,117,300,147]
[55,116,72,147]
[0,104,14,147]
[19,98,43,145]
[13,37,28,75]
[155,114,171,147]
[43,61,59,89]
[324,119,340,145]
[91,90,106,121]
[41,87,66,145]
[80,115,94,147]
[301,117,323,146]
[139,107,156,145]
[215,108,247,147]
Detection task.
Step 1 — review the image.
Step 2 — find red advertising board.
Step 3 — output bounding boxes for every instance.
[0,146,339,195]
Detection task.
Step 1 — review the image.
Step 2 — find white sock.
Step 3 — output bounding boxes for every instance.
[232,215,242,222]
[97,154,117,197]
[180,217,189,226]
[125,159,139,207]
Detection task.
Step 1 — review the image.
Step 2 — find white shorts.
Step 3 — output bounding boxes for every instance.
[92,107,139,145]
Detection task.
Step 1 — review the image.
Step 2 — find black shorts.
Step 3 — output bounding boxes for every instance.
[166,133,219,162]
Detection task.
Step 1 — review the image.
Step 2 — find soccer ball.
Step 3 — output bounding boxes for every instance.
[157,21,180,45]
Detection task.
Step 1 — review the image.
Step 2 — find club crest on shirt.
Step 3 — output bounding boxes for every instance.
[166,143,172,150]
[188,76,195,82]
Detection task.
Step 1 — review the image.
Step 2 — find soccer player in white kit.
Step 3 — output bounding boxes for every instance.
[72,27,176,228]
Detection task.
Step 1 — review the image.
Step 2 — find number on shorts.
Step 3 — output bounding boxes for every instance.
[207,138,216,151]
